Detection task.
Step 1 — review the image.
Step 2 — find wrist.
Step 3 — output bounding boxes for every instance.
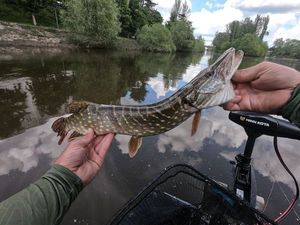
[282,85,300,124]
[46,164,83,192]
[54,158,76,174]
[53,163,78,178]
[287,66,300,87]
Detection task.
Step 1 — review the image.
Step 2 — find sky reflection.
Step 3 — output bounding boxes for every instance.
[0,117,65,175]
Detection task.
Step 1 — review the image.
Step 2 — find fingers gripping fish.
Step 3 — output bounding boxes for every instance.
[52,48,244,157]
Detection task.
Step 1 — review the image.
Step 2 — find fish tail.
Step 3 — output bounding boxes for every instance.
[52,117,69,145]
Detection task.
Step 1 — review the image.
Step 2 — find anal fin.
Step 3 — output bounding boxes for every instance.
[128,136,143,158]
[68,131,83,142]
[191,110,201,136]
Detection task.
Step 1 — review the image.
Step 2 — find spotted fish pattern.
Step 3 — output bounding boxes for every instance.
[52,48,244,157]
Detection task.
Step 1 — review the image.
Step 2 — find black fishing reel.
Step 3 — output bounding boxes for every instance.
[229,111,300,222]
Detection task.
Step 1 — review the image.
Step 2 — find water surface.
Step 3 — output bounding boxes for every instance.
[0,49,300,224]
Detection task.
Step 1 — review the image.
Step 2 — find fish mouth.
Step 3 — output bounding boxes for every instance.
[231,49,244,79]
[224,48,244,81]
[209,47,244,82]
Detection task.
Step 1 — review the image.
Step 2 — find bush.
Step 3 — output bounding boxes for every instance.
[137,23,175,52]
[61,0,120,45]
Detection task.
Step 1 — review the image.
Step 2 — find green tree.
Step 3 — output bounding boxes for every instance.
[61,0,120,45]
[225,15,269,41]
[142,6,163,25]
[179,0,190,21]
[283,39,300,58]
[116,0,132,37]
[169,0,181,23]
[270,38,285,56]
[143,0,156,9]
[193,36,205,52]
[212,32,231,52]
[167,0,195,52]
[127,0,162,38]
[255,15,269,40]
[137,23,175,52]
[128,0,146,37]
[19,0,44,25]
[233,33,268,57]
[169,21,195,51]
[168,0,190,25]
[213,14,269,56]
[226,20,240,41]
[270,38,300,59]
[239,17,256,36]
[0,0,62,27]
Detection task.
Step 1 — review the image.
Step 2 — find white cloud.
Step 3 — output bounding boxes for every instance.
[182,54,210,82]
[265,13,300,44]
[226,0,300,13]
[147,73,177,98]
[0,117,65,175]
[157,107,246,154]
[190,6,243,39]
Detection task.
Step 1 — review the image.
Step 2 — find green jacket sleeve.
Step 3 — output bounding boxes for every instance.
[282,85,300,125]
[0,164,83,225]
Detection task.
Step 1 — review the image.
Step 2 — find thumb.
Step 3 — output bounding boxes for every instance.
[232,64,261,83]
[76,128,95,146]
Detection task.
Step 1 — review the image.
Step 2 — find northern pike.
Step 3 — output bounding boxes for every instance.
[52,48,244,157]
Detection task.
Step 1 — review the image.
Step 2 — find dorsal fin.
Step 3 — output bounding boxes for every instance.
[66,101,90,113]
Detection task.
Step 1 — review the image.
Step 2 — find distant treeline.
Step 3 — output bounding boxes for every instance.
[212,15,300,59]
[269,38,300,59]
[0,0,205,53]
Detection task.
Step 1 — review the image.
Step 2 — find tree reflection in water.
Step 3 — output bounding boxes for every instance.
[0,85,27,138]
[0,50,204,138]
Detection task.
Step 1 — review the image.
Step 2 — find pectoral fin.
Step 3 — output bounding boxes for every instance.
[128,136,143,158]
[52,117,69,145]
[191,110,201,136]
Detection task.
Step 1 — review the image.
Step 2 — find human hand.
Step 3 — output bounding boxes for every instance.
[55,129,115,185]
[223,62,300,114]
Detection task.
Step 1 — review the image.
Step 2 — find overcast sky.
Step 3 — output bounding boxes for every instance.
[154,0,300,46]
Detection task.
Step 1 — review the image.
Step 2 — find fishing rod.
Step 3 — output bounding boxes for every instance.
[229,111,300,222]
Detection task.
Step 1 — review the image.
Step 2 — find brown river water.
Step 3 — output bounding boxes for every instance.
[0,49,300,224]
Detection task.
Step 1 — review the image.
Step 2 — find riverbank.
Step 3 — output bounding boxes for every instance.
[0,21,142,54]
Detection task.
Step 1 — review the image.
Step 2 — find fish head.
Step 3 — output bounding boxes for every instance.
[208,47,244,84]
[186,48,244,109]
